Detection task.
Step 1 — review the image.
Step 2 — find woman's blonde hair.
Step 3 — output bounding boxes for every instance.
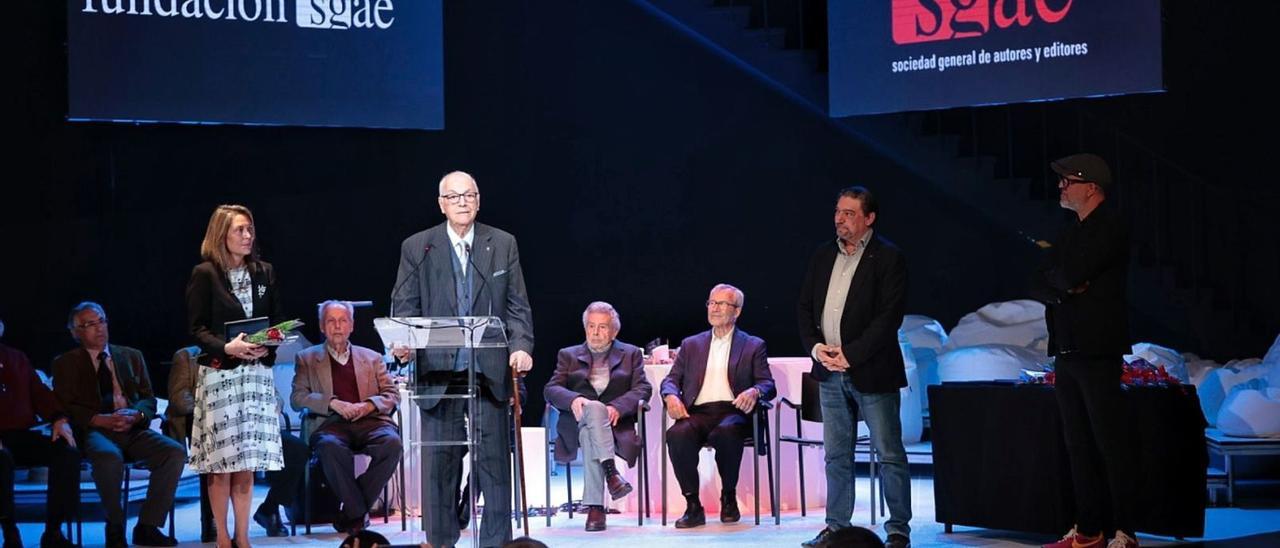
[200,204,258,272]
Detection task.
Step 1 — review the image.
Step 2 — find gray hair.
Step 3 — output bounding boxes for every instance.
[66,301,107,330]
[582,301,621,332]
[317,300,355,324]
[709,283,745,308]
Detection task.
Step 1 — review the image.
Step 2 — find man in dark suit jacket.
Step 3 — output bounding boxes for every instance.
[661,284,776,529]
[797,187,911,548]
[51,302,185,548]
[292,300,402,535]
[544,302,651,532]
[390,171,534,548]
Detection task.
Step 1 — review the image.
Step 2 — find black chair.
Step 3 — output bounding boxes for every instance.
[773,372,885,524]
[295,407,406,535]
[542,400,651,527]
[660,399,777,526]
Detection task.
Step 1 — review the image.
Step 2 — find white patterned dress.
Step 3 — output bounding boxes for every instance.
[188,267,284,473]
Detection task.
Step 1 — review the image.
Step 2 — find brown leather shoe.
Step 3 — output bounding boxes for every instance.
[585,505,607,532]
[605,471,634,500]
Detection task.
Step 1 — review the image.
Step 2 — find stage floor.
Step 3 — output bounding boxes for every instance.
[11,473,1279,547]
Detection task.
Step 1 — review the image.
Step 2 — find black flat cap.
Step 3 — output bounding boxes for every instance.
[1051,153,1112,188]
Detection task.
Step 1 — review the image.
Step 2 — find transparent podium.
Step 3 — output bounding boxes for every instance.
[375,316,508,547]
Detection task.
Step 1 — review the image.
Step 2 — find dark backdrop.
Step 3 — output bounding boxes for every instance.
[5,1,1269,424]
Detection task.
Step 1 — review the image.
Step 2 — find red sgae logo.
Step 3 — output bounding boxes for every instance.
[892,0,1073,45]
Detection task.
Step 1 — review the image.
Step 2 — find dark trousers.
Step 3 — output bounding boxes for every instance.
[666,401,750,500]
[197,430,307,531]
[311,418,402,523]
[421,388,511,548]
[1054,355,1137,536]
[0,430,81,529]
[81,427,186,527]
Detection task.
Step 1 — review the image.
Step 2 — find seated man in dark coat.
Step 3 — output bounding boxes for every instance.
[545,302,652,532]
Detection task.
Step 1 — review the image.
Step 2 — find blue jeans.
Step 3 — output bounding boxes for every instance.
[819,373,912,538]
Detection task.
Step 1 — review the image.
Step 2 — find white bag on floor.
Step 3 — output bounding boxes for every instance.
[944,300,1049,355]
[901,315,947,415]
[1197,360,1268,427]
[1217,386,1280,438]
[898,334,923,444]
[937,344,1047,383]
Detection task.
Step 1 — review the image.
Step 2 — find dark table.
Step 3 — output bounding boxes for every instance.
[929,382,1207,538]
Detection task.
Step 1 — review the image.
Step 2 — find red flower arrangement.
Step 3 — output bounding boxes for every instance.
[1119,357,1181,386]
[1022,357,1180,388]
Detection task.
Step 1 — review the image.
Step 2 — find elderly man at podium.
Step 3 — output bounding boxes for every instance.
[390,170,535,548]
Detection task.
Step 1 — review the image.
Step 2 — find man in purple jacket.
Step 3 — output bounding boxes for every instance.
[661,284,776,529]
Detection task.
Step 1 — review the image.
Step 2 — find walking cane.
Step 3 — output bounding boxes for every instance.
[511,367,531,537]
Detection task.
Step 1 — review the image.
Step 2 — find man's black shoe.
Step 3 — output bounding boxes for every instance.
[132,524,177,547]
[39,529,75,548]
[200,524,217,544]
[674,505,706,529]
[2,520,22,548]
[334,514,371,536]
[104,522,127,548]
[886,533,911,548]
[253,504,289,537]
[801,527,836,547]
[720,494,740,523]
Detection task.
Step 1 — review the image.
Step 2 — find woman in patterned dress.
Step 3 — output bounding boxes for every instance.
[185,205,285,548]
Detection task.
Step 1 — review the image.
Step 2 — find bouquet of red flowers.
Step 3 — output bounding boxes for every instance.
[246,319,305,346]
[1022,357,1180,388]
[1120,357,1180,386]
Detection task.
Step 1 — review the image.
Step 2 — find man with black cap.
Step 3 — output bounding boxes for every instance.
[1031,154,1138,548]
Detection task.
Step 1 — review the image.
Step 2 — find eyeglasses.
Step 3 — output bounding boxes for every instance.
[75,319,108,330]
[1057,176,1091,188]
[441,192,479,205]
[705,300,740,309]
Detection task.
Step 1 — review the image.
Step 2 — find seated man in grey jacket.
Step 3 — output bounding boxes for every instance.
[291,300,402,535]
[167,346,308,539]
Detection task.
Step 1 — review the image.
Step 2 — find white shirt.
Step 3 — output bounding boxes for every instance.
[446,224,476,275]
[326,342,351,365]
[694,328,737,405]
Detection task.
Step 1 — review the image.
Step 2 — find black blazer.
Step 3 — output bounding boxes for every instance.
[185,260,284,369]
[51,344,158,436]
[797,235,908,393]
[543,341,652,466]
